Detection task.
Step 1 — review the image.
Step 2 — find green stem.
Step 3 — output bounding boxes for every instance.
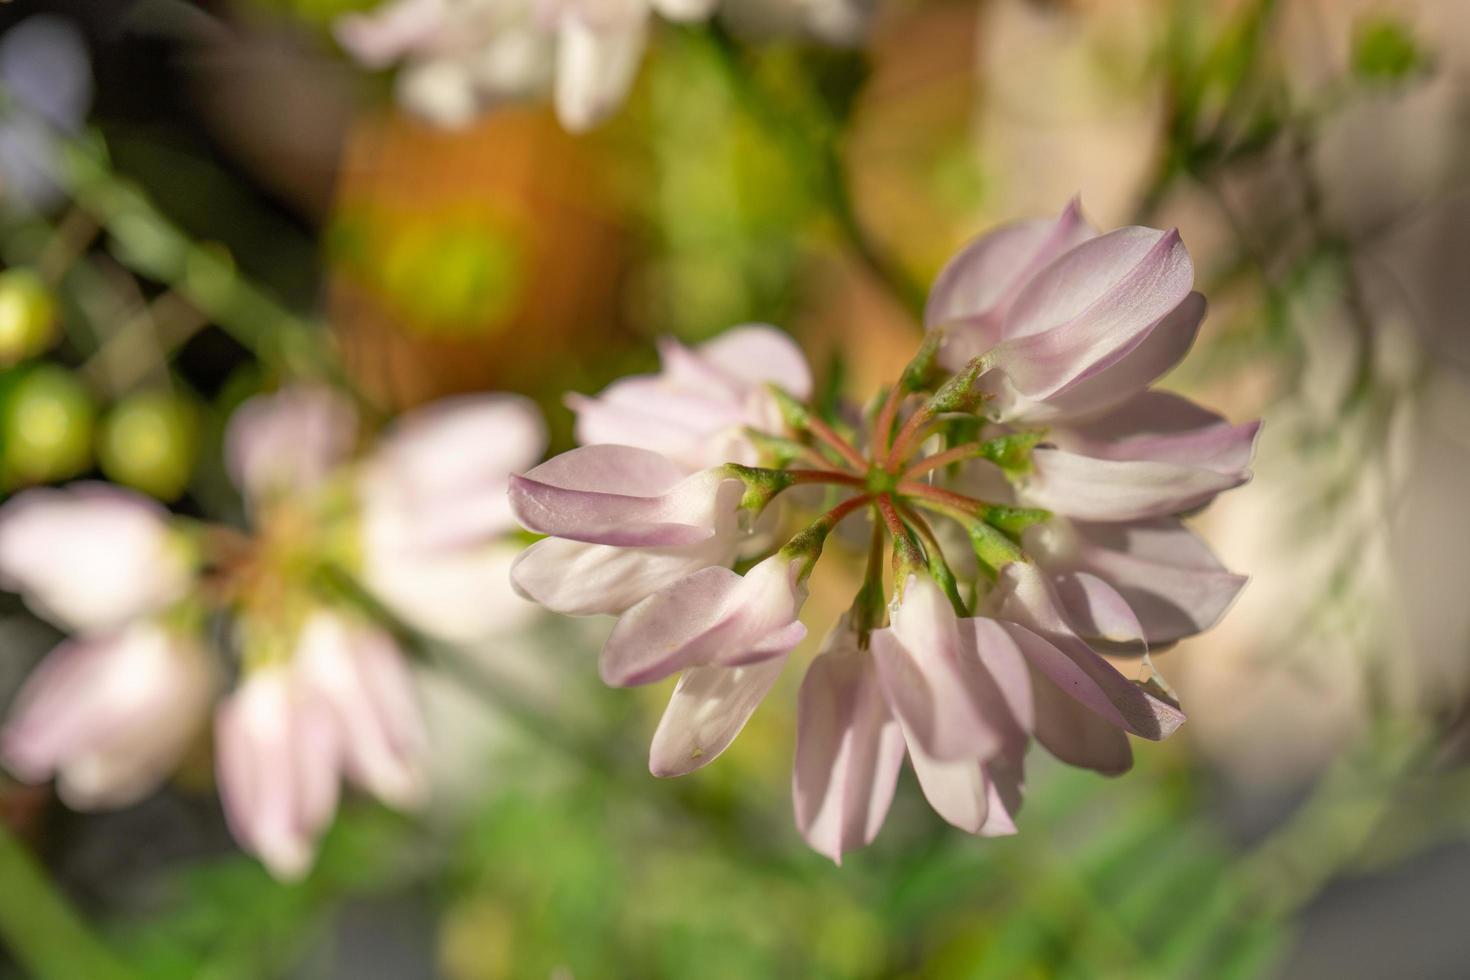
[0,819,137,980]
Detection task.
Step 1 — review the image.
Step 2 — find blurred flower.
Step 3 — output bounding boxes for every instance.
[335,0,873,131]
[0,382,546,879]
[0,15,92,212]
[0,483,194,633]
[510,200,1256,860]
[1,623,214,810]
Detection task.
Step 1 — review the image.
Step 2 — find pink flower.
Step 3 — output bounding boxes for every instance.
[1,624,214,808]
[568,325,813,470]
[0,483,194,633]
[509,201,1256,861]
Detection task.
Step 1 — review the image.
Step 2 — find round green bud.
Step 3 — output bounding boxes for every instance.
[0,269,59,366]
[98,389,200,501]
[1,365,94,485]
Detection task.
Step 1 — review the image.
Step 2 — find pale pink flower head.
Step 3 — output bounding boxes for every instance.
[510,202,1257,861]
[2,623,214,809]
[0,483,194,633]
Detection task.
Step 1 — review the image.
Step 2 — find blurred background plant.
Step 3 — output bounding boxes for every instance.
[0,0,1466,977]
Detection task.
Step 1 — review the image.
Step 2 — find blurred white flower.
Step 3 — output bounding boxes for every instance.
[0,381,548,880]
[336,0,873,131]
[0,483,195,634]
[2,623,214,809]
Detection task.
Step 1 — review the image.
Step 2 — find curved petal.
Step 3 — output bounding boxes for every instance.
[509,447,739,547]
[1050,390,1260,475]
[650,656,787,777]
[995,563,1184,741]
[928,199,1095,367]
[1049,570,1145,645]
[1031,518,1247,644]
[214,667,341,881]
[295,612,427,809]
[993,227,1194,400]
[599,554,807,687]
[1022,447,1247,521]
[510,534,732,616]
[0,484,193,633]
[334,0,447,68]
[793,638,905,863]
[904,735,1024,836]
[870,577,996,761]
[1008,292,1206,423]
[1027,662,1133,775]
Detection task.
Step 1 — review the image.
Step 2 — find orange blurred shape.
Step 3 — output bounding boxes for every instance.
[329,107,629,408]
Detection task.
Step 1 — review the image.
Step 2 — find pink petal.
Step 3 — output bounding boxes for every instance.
[1034,518,1247,644]
[510,535,732,616]
[1027,662,1133,775]
[2,625,213,807]
[1008,292,1206,423]
[694,324,813,401]
[1023,447,1247,521]
[0,484,193,633]
[226,386,357,505]
[996,563,1184,741]
[295,612,427,809]
[650,656,786,777]
[599,553,807,687]
[870,577,1018,762]
[792,634,905,862]
[1050,390,1261,475]
[365,535,538,644]
[928,199,1096,368]
[214,667,342,881]
[1049,570,1145,644]
[994,227,1194,400]
[509,446,739,547]
[903,735,1024,836]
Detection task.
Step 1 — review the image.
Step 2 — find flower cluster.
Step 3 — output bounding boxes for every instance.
[0,386,543,878]
[509,201,1259,860]
[334,0,870,132]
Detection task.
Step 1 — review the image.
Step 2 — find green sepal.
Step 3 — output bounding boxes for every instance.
[765,384,810,431]
[723,463,796,517]
[967,521,1025,579]
[743,428,808,468]
[976,430,1045,473]
[926,355,992,415]
[982,505,1052,538]
[899,331,943,393]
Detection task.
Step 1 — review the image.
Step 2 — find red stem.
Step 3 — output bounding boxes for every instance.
[815,492,873,532]
[895,480,987,515]
[885,410,937,470]
[786,468,866,488]
[870,385,904,464]
[901,441,985,480]
[804,414,869,473]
